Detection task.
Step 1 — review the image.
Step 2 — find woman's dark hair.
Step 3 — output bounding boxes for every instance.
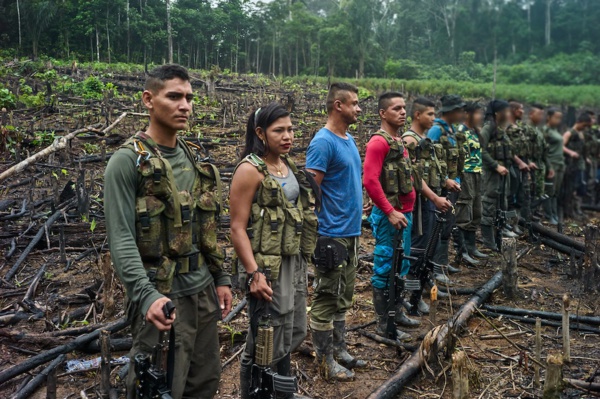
[241,102,290,160]
[484,100,509,137]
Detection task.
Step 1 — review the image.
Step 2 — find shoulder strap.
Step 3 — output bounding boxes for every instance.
[402,130,422,143]
[370,129,395,145]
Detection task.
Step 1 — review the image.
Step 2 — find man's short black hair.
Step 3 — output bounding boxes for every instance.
[145,64,190,93]
[326,82,359,114]
[530,103,545,111]
[547,108,561,117]
[577,113,592,124]
[411,97,436,118]
[378,92,404,112]
[509,100,523,111]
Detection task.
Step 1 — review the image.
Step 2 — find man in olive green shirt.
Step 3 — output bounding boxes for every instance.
[105,64,232,399]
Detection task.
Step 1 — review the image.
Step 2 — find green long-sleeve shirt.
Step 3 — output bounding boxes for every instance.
[104,141,230,318]
[543,126,566,168]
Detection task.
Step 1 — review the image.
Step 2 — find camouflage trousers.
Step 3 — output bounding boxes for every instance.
[456,172,482,232]
[481,168,509,227]
[240,254,308,368]
[310,236,359,331]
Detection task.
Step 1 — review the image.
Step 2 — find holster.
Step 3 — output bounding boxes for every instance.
[312,237,348,274]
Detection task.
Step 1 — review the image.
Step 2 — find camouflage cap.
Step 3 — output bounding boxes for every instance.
[439,95,465,113]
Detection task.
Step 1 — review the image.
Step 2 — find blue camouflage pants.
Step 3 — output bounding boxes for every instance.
[368,206,412,289]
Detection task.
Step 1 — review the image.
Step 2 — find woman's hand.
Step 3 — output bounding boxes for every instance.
[249,272,274,301]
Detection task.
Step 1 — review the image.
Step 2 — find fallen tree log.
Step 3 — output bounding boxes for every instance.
[518,219,585,253]
[0,318,129,386]
[367,271,504,399]
[9,354,66,399]
[564,378,600,392]
[481,305,600,326]
[480,311,600,334]
[540,237,584,258]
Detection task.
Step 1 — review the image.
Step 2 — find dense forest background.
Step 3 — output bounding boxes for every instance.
[0,0,599,86]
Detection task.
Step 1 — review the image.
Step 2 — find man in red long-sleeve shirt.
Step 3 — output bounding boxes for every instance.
[364,92,450,340]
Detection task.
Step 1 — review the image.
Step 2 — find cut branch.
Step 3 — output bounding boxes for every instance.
[367,271,504,399]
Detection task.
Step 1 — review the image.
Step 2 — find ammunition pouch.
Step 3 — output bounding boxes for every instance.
[313,237,348,274]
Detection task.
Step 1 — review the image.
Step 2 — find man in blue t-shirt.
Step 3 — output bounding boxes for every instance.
[306,82,364,381]
[427,95,464,279]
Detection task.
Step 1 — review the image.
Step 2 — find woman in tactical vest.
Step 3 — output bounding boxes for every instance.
[230,102,317,399]
[562,113,592,219]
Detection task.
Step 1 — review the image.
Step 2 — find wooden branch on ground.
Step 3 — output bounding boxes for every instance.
[366,271,504,399]
[564,378,600,392]
[481,305,600,326]
[222,298,247,323]
[0,318,129,385]
[356,329,417,352]
[480,311,600,334]
[9,354,66,399]
[4,199,75,281]
[0,112,127,183]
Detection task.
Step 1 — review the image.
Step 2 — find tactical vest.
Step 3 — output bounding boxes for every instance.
[507,122,531,160]
[435,122,462,180]
[487,127,513,163]
[566,129,586,170]
[370,130,413,209]
[528,125,545,161]
[402,130,446,194]
[584,128,599,160]
[239,154,318,280]
[123,134,223,294]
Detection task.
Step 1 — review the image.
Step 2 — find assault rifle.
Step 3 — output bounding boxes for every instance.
[250,270,297,399]
[135,301,176,399]
[385,233,414,341]
[495,175,518,252]
[405,211,445,316]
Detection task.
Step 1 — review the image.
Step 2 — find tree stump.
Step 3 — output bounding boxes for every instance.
[452,351,469,399]
[543,353,564,399]
[501,237,518,299]
[583,223,600,292]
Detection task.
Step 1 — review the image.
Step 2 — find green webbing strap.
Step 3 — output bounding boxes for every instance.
[135,133,183,228]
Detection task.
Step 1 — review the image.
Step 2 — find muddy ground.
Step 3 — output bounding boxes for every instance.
[0,65,599,398]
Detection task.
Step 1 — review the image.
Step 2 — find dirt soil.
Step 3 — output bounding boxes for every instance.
[0,65,599,399]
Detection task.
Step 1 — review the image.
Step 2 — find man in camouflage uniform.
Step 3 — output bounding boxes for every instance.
[105,65,232,399]
[506,101,535,235]
[527,104,551,216]
[584,110,600,204]
[480,100,513,250]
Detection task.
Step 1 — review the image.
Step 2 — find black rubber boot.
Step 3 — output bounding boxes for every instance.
[332,320,367,369]
[373,288,412,341]
[312,329,355,381]
[464,230,489,259]
[240,361,252,399]
[395,301,421,327]
[454,228,478,267]
[481,225,498,251]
